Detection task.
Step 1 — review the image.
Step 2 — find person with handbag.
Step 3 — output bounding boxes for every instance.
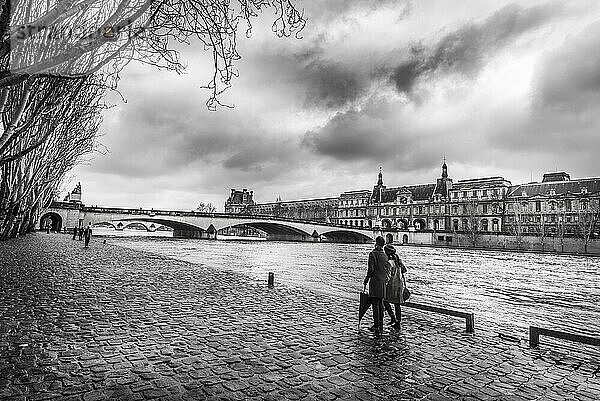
[383,244,407,331]
[363,236,388,333]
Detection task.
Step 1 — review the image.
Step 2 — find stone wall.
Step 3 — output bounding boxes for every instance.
[433,232,600,255]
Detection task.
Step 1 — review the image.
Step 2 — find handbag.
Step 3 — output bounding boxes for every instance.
[402,276,411,301]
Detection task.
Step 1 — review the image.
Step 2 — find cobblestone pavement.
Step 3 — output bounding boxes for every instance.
[1,234,599,401]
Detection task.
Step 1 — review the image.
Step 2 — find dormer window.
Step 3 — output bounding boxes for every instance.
[549,189,556,196]
[522,191,527,197]
[582,187,588,194]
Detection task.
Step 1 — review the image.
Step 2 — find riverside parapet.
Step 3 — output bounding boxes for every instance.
[1,234,599,400]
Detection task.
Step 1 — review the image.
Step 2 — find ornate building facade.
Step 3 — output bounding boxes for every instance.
[224,163,599,240]
[504,172,600,238]
[224,190,336,222]
[224,189,255,214]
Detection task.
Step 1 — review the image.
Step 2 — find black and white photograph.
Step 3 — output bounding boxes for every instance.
[1,0,600,400]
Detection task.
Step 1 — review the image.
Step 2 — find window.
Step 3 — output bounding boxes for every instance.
[462,205,467,214]
[482,204,488,214]
[453,192,458,199]
[481,219,488,231]
[566,200,572,211]
[550,202,556,211]
[536,201,541,212]
[453,220,459,230]
[582,201,589,210]
[452,205,458,214]
[462,191,467,198]
[494,189,499,196]
[419,206,423,214]
[473,190,478,198]
[462,219,468,230]
[492,219,499,231]
[482,190,487,197]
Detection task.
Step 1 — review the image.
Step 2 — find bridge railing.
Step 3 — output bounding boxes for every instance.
[52,202,418,234]
[51,202,377,231]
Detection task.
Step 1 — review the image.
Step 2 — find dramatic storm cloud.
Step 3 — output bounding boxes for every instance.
[71,0,600,210]
[388,2,565,95]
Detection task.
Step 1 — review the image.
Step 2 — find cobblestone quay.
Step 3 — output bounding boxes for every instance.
[1,234,599,401]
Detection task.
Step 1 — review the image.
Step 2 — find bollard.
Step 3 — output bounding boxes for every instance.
[268,272,274,288]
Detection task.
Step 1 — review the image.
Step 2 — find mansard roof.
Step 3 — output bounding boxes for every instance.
[374,184,436,203]
[254,197,338,207]
[507,177,600,198]
[452,177,511,189]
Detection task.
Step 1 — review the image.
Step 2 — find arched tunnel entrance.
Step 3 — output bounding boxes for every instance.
[40,212,62,232]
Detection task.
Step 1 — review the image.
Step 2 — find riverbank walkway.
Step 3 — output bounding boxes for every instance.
[1,234,599,400]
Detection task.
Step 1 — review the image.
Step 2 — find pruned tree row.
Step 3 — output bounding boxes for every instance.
[0,0,304,239]
[0,76,105,239]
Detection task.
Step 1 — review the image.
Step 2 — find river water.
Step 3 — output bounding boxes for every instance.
[103,234,600,339]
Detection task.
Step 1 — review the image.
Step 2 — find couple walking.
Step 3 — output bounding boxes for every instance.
[363,236,407,333]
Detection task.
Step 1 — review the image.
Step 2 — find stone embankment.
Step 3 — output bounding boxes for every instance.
[1,234,599,400]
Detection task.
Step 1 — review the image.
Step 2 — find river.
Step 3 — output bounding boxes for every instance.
[100,232,600,339]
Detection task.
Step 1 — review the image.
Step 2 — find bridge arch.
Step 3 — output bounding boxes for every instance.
[40,212,62,231]
[92,221,117,230]
[319,230,372,243]
[123,222,151,231]
[220,222,312,241]
[90,217,208,239]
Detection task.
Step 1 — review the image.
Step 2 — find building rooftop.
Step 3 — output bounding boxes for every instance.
[507,177,600,198]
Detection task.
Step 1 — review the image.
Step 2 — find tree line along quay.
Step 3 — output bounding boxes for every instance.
[0,0,305,240]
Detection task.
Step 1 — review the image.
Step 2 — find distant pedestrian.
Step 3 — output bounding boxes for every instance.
[363,236,387,333]
[78,227,83,241]
[84,224,92,247]
[46,224,50,234]
[72,227,77,240]
[383,244,406,331]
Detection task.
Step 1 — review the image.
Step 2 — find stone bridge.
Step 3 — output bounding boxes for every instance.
[42,202,377,243]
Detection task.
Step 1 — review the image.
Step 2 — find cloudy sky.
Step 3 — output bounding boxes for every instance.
[69,0,600,210]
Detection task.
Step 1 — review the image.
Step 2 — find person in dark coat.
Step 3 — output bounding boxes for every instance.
[383,244,406,330]
[83,224,92,247]
[78,227,83,241]
[363,236,388,332]
[72,227,77,240]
